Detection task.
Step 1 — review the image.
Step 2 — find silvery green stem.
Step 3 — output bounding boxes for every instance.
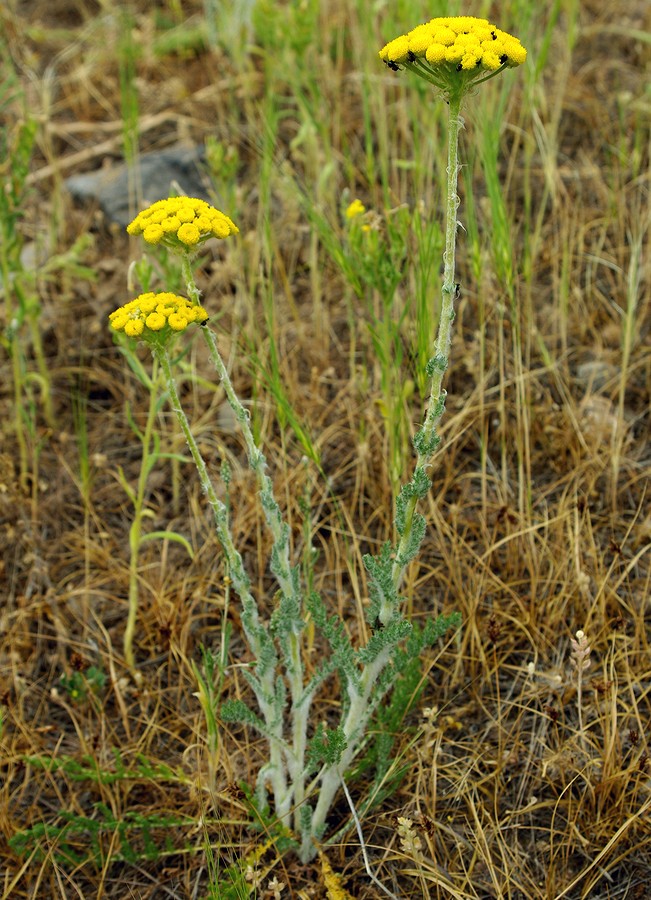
[389,92,463,595]
[152,345,260,642]
[309,92,466,854]
[152,342,289,809]
[304,646,392,859]
[182,254,202,306]
[200,328,295,596]
[200,325,309,832]
[181,249,309,832]
[183,253,310,826]
[181,256,297,602]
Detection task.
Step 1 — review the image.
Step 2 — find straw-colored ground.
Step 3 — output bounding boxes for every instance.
[1,1,650,897]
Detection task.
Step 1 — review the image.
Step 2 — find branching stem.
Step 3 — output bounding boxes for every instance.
[183,258,310,833]
[152,342,289,812]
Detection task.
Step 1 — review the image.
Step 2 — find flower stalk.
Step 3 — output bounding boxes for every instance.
[152,338,292,814]
[366,16,527,628]
[389,91,463,598]
[197,297,310,835]
[123,357,161,672]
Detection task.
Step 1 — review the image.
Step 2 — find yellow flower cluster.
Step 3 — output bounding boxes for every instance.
[345,199,366,220]
[109,292,209,339]
[380,16,526,73]
[126,196,238,250]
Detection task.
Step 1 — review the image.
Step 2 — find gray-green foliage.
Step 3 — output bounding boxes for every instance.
[128,193,465,855]
[20,750,183,785]
[307,724,348,771]
[9,752,194,866]
[10,807,192,867]
[204,373,460,859]
[159,310,461,862]
[103,0,485,853]
[349,612,461,811]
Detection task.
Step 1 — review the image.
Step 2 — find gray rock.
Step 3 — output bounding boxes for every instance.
[66,146,210,227]
[576,360,619,392]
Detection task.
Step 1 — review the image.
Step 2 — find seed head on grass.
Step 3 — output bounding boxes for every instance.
[380,16,526,99]
[570,629,592,673]
[397,816,424,864]
[570,628,592,753]
[126,196,238,253]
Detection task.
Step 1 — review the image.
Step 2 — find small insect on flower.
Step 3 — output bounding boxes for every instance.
[379,16,526,99]
[109,292,209,345]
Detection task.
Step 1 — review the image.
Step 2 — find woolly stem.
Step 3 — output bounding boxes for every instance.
[390,91,463,594]
[201,325,309,831]
[304,647,392,860]
[182,251,309,832]
[152,341,289,812]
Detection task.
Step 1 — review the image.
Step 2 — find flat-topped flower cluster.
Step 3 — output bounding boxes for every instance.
[109,291,209,338]
[112,197,239,345]
[126,196,239,249]
[380,16,526,72]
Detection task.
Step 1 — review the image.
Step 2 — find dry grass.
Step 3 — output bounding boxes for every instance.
[1,0,650,897]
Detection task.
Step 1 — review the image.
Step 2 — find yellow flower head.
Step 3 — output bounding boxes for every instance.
[126,197,239,254]
[380,16,526,98]
[109,292,209,343]
[345,199,366,220]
